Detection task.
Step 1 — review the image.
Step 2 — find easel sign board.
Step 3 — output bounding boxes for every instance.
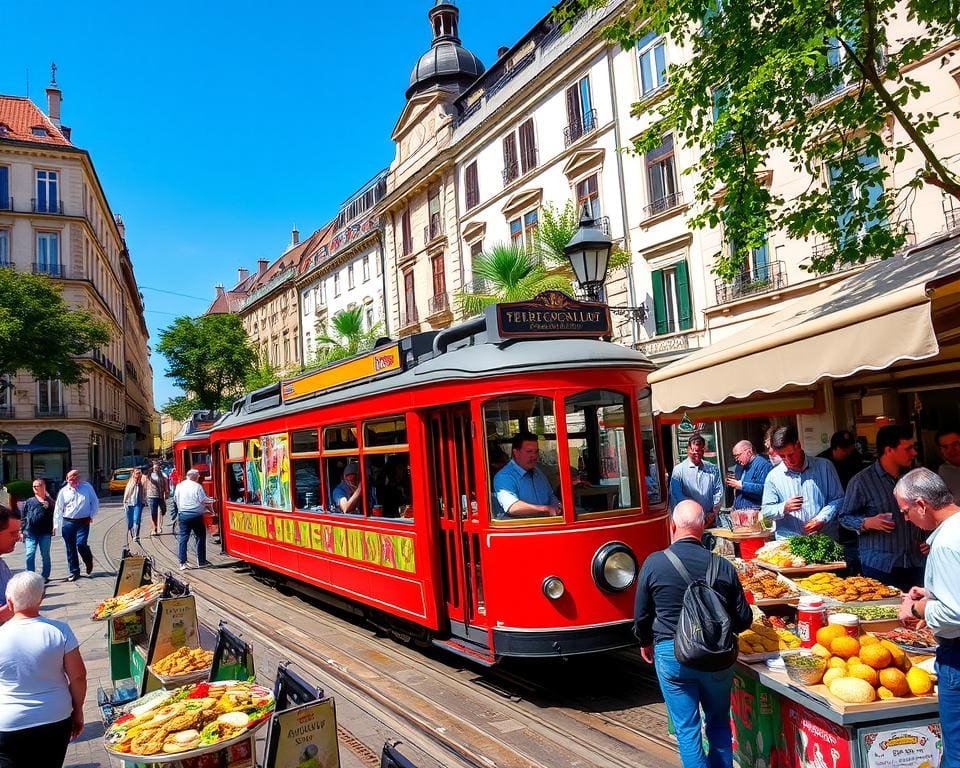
[139,596,200,696]
[114,555,150,597]
[267,697,340,768]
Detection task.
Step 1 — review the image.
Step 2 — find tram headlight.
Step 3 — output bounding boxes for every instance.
[592,542,638,593]
[542,576,566,600]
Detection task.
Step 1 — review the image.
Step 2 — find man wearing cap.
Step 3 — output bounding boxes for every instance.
[172,469,216,570]
[332,461,363,514]
[53,469,98,582]
[819,430,864,573]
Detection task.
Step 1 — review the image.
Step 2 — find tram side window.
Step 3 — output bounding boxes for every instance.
[482,395,559,520]
[323,424,358,450]
[190,450,211,478]
[293,457,322,512]
[638,392,664,506]
[363,417,412,521]
[565,390,640,516]
[325,454,361,515]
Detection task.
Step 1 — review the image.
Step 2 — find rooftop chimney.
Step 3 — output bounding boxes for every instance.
[238,267,249,283]
[258,258,268,274]
[114,214,126,240]
[497,46,509,59]
[46,62,62,127]
[291,225,300,246]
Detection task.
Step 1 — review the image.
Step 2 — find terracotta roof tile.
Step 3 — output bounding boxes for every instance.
[0,95,72,147]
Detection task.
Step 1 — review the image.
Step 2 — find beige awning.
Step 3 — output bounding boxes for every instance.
[649,234,960,414]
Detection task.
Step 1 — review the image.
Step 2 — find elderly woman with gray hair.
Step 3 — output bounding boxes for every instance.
[0,571,87,766]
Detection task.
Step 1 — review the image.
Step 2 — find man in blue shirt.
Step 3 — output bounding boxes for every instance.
[726,440,772,510]
[669,435,722,524]
[762,426,844,539]
[839,425,925,591]
[493,433,560,519]
[331,461,363,514]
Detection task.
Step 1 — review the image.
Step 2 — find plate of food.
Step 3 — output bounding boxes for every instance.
[103,680,274,762]
[148,647,215,686]
[92,583,165,621]
[875,626,938,654]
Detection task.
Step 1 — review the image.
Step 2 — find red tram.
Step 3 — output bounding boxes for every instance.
[206,297,669,662]
[172,410,222,537]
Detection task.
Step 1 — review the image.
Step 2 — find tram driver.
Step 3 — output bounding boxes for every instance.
[492,432,561,519]
[331,461,363,515]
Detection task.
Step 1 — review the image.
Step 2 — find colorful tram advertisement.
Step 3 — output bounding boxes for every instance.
[210,293,669,663]
[172,410,223,538]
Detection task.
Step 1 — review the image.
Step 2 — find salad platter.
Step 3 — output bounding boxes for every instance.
[92,583,165,621]
[875,627,938,654]
[103,680,274,763]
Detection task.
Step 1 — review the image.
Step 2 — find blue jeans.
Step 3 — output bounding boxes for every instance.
[125,504,143,537]
[937,644,960,768]
[23,533,52,579]
[61,518,92,577]
[178,513,206,566]
[654,639,734,768]
[148,497,163,528]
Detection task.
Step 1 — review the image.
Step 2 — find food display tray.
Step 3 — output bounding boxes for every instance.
[92,589,163,621]
[147,667,211,687]
[753,560,847,576]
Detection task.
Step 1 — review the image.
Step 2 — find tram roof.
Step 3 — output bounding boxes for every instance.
[216,337,654,432]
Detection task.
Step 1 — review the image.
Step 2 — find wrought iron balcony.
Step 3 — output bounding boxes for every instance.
[399,309,419,329]
[563,109,598,147]
[643,192,683,219]
[947,208,960,232]
[31,198,64,215]
[424,213,444,243]
[460,277,492,295]
[714,260,787,305]
[35,405,67,418]
[33,262,65,278]
[428,292,450,315]
[502,161,519,186]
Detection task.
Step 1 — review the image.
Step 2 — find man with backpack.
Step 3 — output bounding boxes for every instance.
[634,500,753,768]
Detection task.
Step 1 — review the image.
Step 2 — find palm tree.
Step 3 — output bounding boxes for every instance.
[536,201,632,273]
[454,243,573,316]
[313,306,383,366]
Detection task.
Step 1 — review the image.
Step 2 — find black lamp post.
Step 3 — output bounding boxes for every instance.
[564,204,612,302]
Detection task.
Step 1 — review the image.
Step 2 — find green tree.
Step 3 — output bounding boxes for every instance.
[454,242,573,316]
[156,314,257,419]
[313,306,383,366]
[0,269,110,383]
[558,0,959,277]
[536,200,632,273]
[244,352,281,392]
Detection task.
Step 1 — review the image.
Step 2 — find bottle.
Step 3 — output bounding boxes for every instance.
[797,596,825,648]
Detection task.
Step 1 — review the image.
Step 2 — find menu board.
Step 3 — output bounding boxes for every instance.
[858,720,942,768]
[141,596,200,694]
[268,698,339,768]
[114,555,149,597]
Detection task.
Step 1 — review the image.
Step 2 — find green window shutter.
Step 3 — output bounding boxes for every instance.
[675,260,693,331]
[652,269,668,335]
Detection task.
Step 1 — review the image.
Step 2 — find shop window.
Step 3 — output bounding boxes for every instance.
[564,390,639,516]
[483,394,559,520]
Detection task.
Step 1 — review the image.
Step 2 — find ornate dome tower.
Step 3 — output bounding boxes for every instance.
[406,1,484,99]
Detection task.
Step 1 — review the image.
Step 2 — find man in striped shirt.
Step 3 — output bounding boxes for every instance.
[839,425,926,592]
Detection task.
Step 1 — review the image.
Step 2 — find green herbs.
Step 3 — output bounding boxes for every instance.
[784,653,824,669]
[787,534,844,565]
[832,605,898,620]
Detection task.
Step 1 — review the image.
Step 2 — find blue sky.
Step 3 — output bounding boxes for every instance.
[1,0,550,407]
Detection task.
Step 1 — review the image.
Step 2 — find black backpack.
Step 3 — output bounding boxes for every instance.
[663,549,738,672]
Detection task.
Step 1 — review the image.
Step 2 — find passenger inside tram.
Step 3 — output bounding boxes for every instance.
[330,460,363,514]
[492,431,562,518]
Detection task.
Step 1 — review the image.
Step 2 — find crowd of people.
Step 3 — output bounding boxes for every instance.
[645,425,960,767]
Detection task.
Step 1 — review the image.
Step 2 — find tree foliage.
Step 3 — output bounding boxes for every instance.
[454,242,573,316]
[0,269,111,383]
[313,306,384,366]
[156,314,257,417]
[558,0,960,278]
[536,200,632,272]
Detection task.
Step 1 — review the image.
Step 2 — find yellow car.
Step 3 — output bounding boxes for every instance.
[108,468,133,495]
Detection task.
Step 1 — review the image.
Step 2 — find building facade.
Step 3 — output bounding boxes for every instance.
[0,78,156,483]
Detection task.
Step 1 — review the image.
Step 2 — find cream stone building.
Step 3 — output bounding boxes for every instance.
[0,76,156,482]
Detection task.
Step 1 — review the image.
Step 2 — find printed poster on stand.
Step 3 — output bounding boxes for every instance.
[268,697,339,768]
[857,719,942,768]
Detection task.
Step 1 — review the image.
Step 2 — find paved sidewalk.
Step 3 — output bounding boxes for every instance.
[7,496,126,767]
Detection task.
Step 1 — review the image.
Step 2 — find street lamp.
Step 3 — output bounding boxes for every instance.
[564,204,612,302]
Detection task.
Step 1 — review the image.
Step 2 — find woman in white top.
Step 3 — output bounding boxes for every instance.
[123,468,148,543]
[0,571,86,766]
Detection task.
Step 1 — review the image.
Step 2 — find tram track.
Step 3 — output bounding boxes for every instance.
[103,523,679,768]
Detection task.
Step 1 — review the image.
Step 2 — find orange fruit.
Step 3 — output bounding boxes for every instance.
[848,663,880,687]
[860,634,879,646]
[830,635,860,659]
[860,644,893,670]
[816,624,847,647]
[877,686,895,699]
[880,640,909,671]
[879,667,910,697]
[906,667,933,696]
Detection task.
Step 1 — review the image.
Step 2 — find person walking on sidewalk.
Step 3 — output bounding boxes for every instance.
[0,571,87,767]
[145,461,169,536]
[0,507,21,625]
[122,468,147,544]
[20,480,54,582]
[172,469,216,570]
[53,469,98,582]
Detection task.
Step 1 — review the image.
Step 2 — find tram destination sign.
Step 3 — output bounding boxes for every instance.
[282,343,402,403]
[486,291,612,341]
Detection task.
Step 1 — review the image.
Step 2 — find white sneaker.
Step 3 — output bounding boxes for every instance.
[179,563,188,571]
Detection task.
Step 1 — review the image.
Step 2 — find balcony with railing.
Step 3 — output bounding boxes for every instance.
[460,277,492,295]
[33,262,65,278]
[643,192,684,219]
[35,404,67,418]
[428,292,450,315]
[946,207,960,232]
[424,213,444,243]
[714,260,788,305]
[31,198,64,215]
[502,161,519,187]
[563,108,598,147]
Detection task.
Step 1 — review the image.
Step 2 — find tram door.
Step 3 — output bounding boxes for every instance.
[427,407,487,645]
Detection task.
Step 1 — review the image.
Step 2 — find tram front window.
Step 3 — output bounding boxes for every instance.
[638,392,664,506]
[565,390,640,515]
[483,395,560,520]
